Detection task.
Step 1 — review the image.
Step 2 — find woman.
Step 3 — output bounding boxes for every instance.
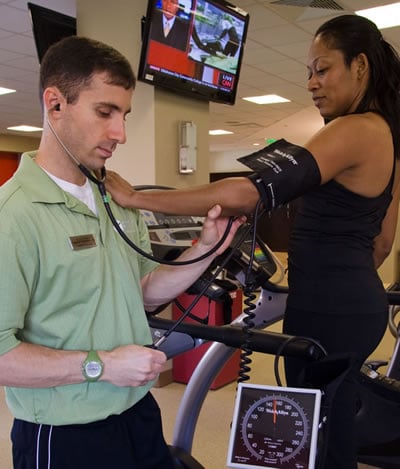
[106,15,400,468]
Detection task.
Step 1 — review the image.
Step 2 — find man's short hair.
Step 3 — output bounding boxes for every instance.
[40,36,136,104]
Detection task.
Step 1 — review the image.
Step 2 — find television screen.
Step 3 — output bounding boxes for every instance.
[28,2,76,63]
[138,0,249,105]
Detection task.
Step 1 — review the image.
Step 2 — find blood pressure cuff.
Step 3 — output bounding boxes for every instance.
[237,138,321,210]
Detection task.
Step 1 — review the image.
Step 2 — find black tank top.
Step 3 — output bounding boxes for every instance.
[287,164,394,315]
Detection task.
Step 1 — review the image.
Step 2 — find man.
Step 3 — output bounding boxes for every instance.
[0,36,243,469]
[218,17,239,57]
[151,0,191,51]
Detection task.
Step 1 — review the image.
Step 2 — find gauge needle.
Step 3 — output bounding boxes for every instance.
[273,399,277,425]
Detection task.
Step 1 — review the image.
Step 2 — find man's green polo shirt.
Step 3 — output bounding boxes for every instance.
[0,153,159,425]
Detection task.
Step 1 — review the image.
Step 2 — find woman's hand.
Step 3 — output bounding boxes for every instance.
[105,170,137,207]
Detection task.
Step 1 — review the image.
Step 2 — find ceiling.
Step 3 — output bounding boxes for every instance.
[0,0,399,153]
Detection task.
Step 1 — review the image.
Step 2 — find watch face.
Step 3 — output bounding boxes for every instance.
[85,361,102,378]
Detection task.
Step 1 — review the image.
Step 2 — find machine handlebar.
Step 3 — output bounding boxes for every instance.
[387,290,400,305]
[148,316,325,361]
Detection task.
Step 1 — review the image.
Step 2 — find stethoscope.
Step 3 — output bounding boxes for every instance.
[47,113,259,347]
[46,115,233,266]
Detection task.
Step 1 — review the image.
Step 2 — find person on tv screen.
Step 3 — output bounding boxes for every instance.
[105,14,400,468]
[217,16,239,57]
[150,0,191,51]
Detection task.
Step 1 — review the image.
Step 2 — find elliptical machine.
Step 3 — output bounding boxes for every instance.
[146,218,400,468]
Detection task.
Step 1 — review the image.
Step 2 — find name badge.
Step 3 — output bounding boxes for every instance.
[69,234,97,251]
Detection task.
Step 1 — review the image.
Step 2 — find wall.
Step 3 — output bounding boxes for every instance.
[0,152,19,185]
[0,135,41,186]
[77,0,156,185]
[0,134,40,153]
[154,88,210,188]
[379,221,400,285]
[210,148,250,174]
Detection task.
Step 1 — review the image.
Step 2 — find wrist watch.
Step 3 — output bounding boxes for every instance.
[82,350,104,382]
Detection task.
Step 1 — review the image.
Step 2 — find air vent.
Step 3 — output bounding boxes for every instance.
[271,0,344,10]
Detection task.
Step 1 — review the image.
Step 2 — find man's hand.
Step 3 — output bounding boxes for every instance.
[141,205,245,311]
[100,344,167,387]
[197,204,246,255]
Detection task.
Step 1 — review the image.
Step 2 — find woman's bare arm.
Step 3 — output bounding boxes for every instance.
[105,172,259,216]
[106,113,393,217]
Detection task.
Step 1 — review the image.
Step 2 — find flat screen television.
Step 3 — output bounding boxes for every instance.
[28,2,77,63]
[138,0,249,105]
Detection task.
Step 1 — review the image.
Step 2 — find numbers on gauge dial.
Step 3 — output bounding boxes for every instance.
[241,394,310,464]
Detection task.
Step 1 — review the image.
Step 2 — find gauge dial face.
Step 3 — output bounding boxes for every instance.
[227,384,321,469]
[242,394,309,464]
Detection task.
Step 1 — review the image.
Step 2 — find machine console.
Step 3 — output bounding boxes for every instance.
[141,207,278,287]
[140,209,204,260]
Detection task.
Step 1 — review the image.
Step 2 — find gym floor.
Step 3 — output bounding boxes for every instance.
[0,319,391,468]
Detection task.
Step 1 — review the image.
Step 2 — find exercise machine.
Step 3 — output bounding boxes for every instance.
[149,284,400,469]
[142,203,400,468]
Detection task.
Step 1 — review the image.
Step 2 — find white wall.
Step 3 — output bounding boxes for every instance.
[77,0,156,184]
[210,149,251,173]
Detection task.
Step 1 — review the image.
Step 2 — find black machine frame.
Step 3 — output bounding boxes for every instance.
[147,229,400,469]
[135,185,400,468]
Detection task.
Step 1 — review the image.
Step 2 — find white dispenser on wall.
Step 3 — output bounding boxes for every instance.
[179,121,197,174]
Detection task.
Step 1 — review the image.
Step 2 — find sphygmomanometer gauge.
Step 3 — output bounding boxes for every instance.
[227,383,321,469]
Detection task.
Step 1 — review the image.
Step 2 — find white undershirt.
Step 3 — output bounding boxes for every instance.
[44,170,98,215]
